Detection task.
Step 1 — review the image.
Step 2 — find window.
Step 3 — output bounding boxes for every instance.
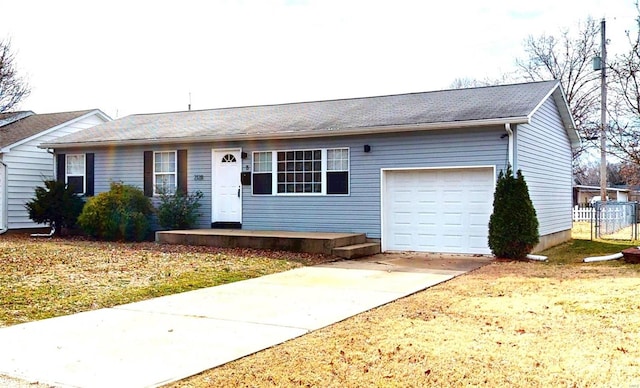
[66,154,85,194]
[252,151,272,195]
[154,151,177,195]
[277,150,322,193]
[221,153,237,163]
[327,148,349,194]
[252,148,349,195]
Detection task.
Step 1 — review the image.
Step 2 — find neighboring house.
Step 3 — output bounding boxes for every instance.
[573,185,630,205]
[0,109,111,231]
[42,81,579,254]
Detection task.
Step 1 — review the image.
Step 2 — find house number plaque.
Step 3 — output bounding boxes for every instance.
[194,175,204,181]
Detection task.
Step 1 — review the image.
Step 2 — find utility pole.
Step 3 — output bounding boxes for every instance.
[599,18,608,203]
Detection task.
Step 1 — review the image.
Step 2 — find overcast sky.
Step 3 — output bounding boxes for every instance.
[1,0,637,119]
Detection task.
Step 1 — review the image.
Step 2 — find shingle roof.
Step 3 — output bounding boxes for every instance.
[0,109,100,149]
[45,80,570,148]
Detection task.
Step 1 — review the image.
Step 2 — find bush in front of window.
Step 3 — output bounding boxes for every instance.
[488,165,539,259]
[78,182,154,241]
[25,179,85,235]
[156,189,203,230]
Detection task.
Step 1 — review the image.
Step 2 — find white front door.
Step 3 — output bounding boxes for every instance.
[212,149,242,224]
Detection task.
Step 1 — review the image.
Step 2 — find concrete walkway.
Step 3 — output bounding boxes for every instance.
[0,254,489,388]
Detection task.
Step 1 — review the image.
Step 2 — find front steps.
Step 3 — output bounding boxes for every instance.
[332,241,381,259]
[156,229,380,259]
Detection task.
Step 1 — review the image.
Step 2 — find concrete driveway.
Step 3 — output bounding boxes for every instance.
[0,253,490,388]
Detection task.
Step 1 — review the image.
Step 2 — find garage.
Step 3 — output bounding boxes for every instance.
[382,167,495,254]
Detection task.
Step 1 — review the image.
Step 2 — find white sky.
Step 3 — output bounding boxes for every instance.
[1,0,637,119]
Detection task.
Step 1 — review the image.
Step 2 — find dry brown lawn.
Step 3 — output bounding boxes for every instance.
[170,261,640,387]
[573,221,640,241]
[0,234,333,327]
[2,232,640,387]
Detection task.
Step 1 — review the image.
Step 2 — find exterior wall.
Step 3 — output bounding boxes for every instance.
[3,114,107,229]
[533,229,571,253]
[84,143,217,229]
[0,161,5,230]
[87,126,508,237]
[241,127,508,238]
[516,97,573,239]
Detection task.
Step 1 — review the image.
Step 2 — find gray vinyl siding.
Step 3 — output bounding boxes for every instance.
[242,127,508,238]
[84,127,508,237]
[3,114,106,229]
[516,98,573,236]
[86,143,218,230]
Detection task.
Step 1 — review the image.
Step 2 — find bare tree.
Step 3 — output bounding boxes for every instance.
[608,4,640,169]
[0,38,30,113]
[619,161,640,186]
[448,73,516,89]
[573,160,628,186]
[515,18,601,158]
[573,160,601,185]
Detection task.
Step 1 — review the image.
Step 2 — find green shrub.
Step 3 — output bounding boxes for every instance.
[157,189,203,230]
[78,182,153,241]
[488,166,540,259]
[25,179,85,235]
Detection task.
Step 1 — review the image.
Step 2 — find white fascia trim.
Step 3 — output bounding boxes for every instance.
[528,82,581,150]
[552,88,581,149]
[41,117,530,150]
[5,110,112,152]
[528,81,559,121]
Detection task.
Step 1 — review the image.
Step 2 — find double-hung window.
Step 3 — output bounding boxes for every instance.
[327,148,349,194]
[252,148,349,195]
[66,154,86,194]
[252,151,273,194]
[154,151,177,195]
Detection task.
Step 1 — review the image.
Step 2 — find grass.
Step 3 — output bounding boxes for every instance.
[168,233,640,388]
[0,234,334,327]
[540,238,636,265]
[2,229,640,387]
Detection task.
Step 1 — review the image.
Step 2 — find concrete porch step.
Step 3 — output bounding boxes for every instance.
[332,242,381,259]
[156,229,368,256]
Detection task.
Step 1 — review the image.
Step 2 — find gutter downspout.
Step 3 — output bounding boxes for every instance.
[505,123,514,171]
[0,161,7,234]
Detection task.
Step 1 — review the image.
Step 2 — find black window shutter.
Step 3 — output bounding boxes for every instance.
[177,149,188,194]
[143,151,153,197]
[56,154,66,183]
[85,153,95,196]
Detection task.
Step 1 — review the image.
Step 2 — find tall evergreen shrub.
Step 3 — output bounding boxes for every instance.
[488,166,539,259]
[25,179,84,235]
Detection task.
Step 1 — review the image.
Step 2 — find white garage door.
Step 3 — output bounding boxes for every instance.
[382,167,494,254]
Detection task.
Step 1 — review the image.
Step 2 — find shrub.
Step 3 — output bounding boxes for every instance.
[25,179,85,235]
[488,166,540,259]
[157,189,203,230]
[78,182,153,241]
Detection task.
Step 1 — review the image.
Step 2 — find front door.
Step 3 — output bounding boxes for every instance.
[212,149,242,225]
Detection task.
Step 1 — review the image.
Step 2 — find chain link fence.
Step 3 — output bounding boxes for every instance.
[592,201,638,240]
